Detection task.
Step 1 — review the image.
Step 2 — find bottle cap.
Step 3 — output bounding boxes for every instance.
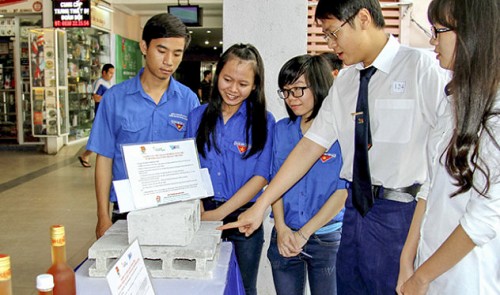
[0,254,11,281]
[50,225,66,246]
[36,274,54,290]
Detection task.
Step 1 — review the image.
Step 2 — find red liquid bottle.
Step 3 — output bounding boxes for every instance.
[0,254,12,295]
[46,225,76,295]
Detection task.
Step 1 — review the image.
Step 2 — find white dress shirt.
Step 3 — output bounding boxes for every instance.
[306,35,448,189]
[416,91,500,294]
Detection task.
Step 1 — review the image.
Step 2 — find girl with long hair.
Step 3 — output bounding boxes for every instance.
[397,0,500,294]
[186,43,275,295]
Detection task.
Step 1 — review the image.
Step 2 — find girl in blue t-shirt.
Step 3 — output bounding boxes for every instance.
[267,54,347,295]
[186,43,275,295]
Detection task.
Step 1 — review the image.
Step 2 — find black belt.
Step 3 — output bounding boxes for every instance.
[372,183,421,203]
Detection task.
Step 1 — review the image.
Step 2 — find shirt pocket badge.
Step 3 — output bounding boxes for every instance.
[233,141,249,154]
[170,120,185,132]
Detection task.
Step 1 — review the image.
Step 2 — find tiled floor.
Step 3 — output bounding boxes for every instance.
[0,141,277,295]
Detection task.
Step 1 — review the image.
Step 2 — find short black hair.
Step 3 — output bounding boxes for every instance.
[142,13,191,49]
[320,52,343,72]
[203,70,211,77]
[102,63,114,74]
[315,0,385,29]
[278,54,334,122]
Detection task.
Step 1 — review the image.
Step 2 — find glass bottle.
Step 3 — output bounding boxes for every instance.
[36,274,54,295]
[0,254,12,295]
[46,225,76,295]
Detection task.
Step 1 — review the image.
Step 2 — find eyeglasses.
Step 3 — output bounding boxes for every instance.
[430,25,453,39]
[277,86,309,100]
[323,12,357,42]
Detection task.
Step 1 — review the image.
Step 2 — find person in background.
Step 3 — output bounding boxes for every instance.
[186,43,275,295]
[219,0,448,293]
[197,70,212,103]
[78,63,115,168]
[87,13,199,239]
[319,52,343,77]
[267,54,347,295]
[397,0,500,294]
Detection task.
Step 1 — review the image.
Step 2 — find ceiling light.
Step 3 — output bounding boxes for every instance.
[204,40,209,45]
[219,41,223,45]
[206,30,211,34]
[213,46,217,50]
[189,30,193,34]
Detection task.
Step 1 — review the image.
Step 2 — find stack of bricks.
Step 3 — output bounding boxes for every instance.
[87,200,223,279]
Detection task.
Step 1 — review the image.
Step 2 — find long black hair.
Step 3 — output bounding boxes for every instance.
[196,43,268,159]
[428,0,500,197]
[278,54,334,122]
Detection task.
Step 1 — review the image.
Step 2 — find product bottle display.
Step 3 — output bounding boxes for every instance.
[46,225,76,295]
[36,274,55,295]
[0,254,12,295]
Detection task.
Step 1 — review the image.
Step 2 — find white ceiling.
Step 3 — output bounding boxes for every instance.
[112,0,223,50]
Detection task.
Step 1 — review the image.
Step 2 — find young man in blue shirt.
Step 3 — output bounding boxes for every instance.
[87,13,199,238]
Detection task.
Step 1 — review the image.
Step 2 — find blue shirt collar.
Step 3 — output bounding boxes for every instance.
[127,68,183,104]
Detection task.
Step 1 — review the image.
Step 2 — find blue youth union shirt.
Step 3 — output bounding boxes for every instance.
[186,102,275,203]
[272,117,346,230]
[87,68,200,202]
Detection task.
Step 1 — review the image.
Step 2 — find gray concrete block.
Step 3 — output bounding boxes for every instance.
[87,220,223,279]
[127,200,201,246]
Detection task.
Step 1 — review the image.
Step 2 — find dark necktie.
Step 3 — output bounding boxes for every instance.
[352,66,377,216]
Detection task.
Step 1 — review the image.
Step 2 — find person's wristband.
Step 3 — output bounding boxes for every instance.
[297,229,308,241]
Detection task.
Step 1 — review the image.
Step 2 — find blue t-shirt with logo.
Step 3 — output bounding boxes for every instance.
[87,68,200,202]
[272,117,346,231]
[186,102,275,203]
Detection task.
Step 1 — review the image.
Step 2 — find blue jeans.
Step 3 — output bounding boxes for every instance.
[267,227,341,295]
[336,192,416,295]
[224,225,264,295]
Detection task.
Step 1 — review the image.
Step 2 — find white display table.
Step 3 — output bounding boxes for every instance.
[75,242,243,294]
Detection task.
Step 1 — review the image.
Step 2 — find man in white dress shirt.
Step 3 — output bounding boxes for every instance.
[220,0,448,294]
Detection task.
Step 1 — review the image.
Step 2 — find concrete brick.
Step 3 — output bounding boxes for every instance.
[88,220,223,279]
[127,200,201,246]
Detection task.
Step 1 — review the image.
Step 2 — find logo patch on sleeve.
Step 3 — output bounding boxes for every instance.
[320,153,336,163]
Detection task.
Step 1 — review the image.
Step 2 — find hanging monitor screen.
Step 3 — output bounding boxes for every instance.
[53,0,91,27]
[168,5,203,27]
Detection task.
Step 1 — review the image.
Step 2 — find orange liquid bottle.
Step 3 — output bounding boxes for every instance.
[0,254,13,295]
[36,274,54,295]
[46,225,76,295]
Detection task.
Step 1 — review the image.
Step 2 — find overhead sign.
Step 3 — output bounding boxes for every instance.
[53,0,91,28]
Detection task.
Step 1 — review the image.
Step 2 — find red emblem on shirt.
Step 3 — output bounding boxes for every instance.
[320,153,334,163]
[234,141,248,154]
[172,120,184,131]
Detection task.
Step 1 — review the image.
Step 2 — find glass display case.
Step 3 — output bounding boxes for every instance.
[66,27,110,141]
[0,34,16,142]
[17,16,43,143]
[29,28,69,137]
[0,15,43,144]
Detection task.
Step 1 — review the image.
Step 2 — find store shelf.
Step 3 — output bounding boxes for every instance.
[65,27,109,141]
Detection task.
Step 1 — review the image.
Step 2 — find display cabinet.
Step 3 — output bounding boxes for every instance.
[0,20,16,142]
[29,28,69,137]
[17,16,43,143]
[66,27,110,141]
[0,16,43,144]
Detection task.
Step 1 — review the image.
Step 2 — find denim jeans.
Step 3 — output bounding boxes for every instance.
[267,227,341,295]
[224,225,264,295]
[336,192,416,295]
